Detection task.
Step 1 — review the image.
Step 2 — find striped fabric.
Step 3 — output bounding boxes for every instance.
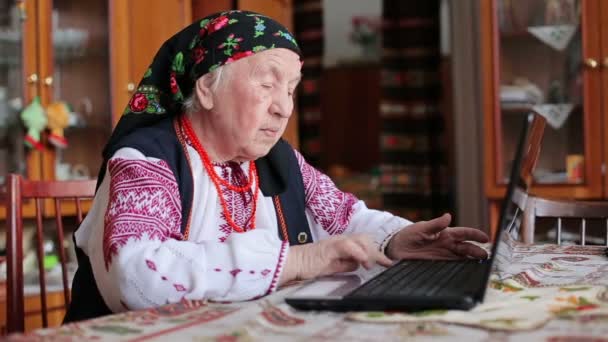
[379,0,450,221]
[293,0,324,166]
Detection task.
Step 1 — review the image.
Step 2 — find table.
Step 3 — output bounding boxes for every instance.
[7,244,608,341]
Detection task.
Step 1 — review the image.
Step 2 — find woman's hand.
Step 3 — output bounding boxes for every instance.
[385,213,489,261]
[279,234,393,286]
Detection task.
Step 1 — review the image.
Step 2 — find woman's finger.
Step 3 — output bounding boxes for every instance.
[447,227,490,243]
[332,259,360,274]
[453,242,489,259]
[351,235,394,268]
[338,239,370,266]
[411,213,452,237]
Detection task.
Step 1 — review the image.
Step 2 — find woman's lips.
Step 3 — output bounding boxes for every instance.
[261,128,280,137]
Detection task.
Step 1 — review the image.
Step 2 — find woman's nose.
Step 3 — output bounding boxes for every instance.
[270,90,292,118]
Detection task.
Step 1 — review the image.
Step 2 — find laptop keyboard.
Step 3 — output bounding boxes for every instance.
[346,260,487,298]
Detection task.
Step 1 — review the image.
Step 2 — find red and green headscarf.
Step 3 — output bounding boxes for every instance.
[103,10,301,160]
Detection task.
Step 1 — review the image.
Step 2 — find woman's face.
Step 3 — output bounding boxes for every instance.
[209,48,302,161]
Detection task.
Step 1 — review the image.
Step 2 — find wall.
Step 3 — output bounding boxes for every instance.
[322,0,381,66]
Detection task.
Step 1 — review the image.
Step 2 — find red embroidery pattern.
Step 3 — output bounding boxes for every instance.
[294,150,358,235]
[212,268,268,276]
[103,158,183,269]
[146,259,157,271]
[260,305,306,326]
[145,259,188,293]
[216,162,255,242]
[265,242,288,294]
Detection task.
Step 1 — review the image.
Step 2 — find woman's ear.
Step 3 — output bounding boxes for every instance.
[195,76,214,110]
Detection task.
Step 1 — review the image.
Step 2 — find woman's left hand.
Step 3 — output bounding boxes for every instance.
[385,213,489,261]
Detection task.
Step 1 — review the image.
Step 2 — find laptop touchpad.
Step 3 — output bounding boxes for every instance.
[290,275,363,299]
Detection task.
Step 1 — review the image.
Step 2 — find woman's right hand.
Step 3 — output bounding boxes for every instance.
[278,234,394,286]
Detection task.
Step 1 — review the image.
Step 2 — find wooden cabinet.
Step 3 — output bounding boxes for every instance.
[481,0,607,234]
[40,0,192,184]
[0,0,191,218]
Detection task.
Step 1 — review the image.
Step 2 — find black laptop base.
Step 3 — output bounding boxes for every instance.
[286,294,477,312]
[286,259,489,312]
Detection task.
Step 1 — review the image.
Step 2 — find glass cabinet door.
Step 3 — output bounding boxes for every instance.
[0,0,34,184]
[495,0,600,188]
[42,0,111,181]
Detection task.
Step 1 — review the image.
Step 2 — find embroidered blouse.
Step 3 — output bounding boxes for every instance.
[74,142,411,313]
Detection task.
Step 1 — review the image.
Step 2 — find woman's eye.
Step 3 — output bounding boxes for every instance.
[262,83,273,89]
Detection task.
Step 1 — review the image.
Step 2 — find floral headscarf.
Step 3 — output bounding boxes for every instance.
[103,10,301,161]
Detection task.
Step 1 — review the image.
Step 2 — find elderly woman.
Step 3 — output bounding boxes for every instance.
[64,11,488,322]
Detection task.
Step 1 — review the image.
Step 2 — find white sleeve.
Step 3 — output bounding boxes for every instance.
[293,149,412,251]
[84,147,288,313]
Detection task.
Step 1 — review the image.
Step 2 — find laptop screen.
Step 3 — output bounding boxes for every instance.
[491,112,547,274]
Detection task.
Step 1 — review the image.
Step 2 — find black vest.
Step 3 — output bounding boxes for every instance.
[63,117,312,323]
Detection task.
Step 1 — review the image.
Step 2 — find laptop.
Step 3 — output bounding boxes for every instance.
[286,112,547,312]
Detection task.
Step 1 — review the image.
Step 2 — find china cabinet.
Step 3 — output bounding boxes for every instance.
[481,0,608,235]
[0,0,191,218]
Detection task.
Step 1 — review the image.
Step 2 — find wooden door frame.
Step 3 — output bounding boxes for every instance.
[579,0,603,199]
[109,0,130,127]
[23,0,43,184]
[36,0,54,183]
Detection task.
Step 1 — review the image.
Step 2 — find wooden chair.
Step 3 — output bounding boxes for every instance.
[5,174,96,333]
[521,195,608,246]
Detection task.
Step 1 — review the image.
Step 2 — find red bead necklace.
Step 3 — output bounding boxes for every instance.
[181,116,259,233]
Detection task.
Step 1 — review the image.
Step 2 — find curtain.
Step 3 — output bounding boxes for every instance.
[380,0,450,221]
[293,0,324,166]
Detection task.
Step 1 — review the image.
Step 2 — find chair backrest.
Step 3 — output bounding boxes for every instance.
[522,195,608,246]
[5,174,96,333]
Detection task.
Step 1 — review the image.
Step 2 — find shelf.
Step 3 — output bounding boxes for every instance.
[501,103,581,116]
[0,26,92,66]
[500,105,535,114]
[500,30,534,39]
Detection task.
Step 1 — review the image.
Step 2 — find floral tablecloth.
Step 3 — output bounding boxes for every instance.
[7,244,608,341]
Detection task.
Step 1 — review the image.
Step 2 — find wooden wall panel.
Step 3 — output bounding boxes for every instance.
[192,0,232,19]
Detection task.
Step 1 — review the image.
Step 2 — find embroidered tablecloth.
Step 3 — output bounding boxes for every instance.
[7,244,608,341]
